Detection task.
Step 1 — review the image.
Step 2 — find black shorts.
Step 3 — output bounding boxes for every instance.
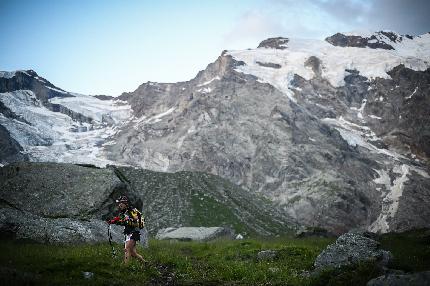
[125,231,140,242]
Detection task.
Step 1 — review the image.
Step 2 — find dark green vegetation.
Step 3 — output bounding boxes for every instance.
[381,229,430,272]
[0,229,429,286]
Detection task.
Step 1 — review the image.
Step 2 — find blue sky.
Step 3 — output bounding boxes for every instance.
[1,0,429,95]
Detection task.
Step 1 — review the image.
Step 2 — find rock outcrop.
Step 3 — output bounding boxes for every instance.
[155,227,234,241]
[325,32,397,50]
[314,232,391,272]
[0,206,124,243]
[257,37,289,49]
[0,70,71,103]
[0,125,28,164]
[0,162,126,243]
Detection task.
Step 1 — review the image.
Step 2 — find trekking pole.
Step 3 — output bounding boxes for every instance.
[108,224,117,258]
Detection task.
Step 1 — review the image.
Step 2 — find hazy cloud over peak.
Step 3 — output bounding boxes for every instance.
[224,9,286,45]
[311,0,430,35]
[225,0,430,49]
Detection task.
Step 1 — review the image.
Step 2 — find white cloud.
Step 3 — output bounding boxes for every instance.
[222,0,359,49]
[223,9,287,49]
[224,0,430,50]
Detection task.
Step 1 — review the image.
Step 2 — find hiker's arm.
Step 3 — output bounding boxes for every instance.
[107,216,121,225]
[110,216,136,226]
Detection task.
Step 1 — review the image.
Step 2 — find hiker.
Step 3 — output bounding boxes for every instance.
[107,195,145,264]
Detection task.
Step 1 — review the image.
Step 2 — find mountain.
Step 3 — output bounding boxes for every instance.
[1,31,429,235]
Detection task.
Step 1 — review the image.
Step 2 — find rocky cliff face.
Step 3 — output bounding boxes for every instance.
[0,125,28,164]
[0,70,70,102]
[1,31,429,235]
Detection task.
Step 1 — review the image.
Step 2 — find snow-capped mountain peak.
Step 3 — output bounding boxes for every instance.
[227,32,430,91]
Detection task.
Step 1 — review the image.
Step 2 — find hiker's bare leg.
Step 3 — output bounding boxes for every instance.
[130,242,145,262]
[124,240,134,264]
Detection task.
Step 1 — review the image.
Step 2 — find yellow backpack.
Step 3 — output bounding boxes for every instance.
[130,208,145,229]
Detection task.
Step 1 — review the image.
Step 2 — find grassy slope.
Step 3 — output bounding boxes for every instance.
[116,167,293,236]
[0,237,332,286]
[0,229,429,285]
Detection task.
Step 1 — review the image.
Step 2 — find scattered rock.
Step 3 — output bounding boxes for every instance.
[300,270,311,278]
[155,227,234,242]
[367,271,430,286]
[257,250,278,261]
[235,234,244,240]
[325,32,395,50]
[304,56,322,75]
[82,272,94,279]
[257,37,289,49]
[314,232,392,272]
[256,61,282,69]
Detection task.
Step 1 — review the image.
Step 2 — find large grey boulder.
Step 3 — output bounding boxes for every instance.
[0,206,124,243]
[0,162,127,243]
[314,232,391,271]
[155,227,234,241]
[367,271,430,286]
[0,162,122,219]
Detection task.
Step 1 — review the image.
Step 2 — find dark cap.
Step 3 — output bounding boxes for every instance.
[115,195,129,204]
